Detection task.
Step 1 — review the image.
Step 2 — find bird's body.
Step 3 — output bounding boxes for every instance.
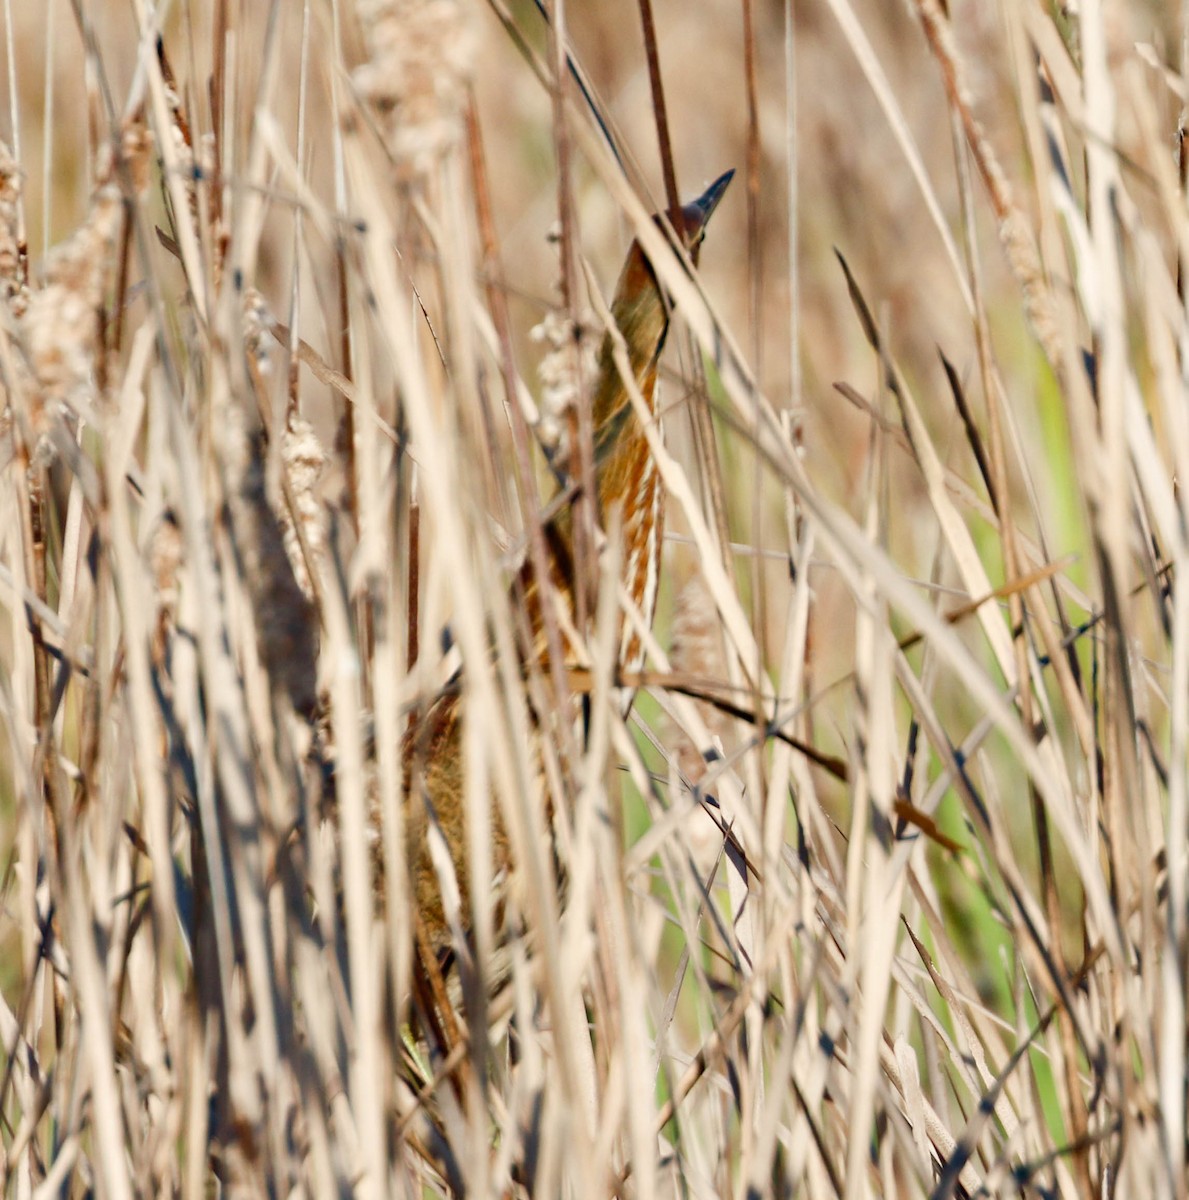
[403,172,733,957]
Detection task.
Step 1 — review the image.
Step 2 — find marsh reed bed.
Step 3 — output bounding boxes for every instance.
[1,0,1187,1195]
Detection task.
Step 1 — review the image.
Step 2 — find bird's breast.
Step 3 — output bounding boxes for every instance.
[616,447,663,674]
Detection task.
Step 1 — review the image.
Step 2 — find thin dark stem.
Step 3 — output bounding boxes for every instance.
[637,0,682,237]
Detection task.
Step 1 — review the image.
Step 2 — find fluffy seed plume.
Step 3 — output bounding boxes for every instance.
[353,0,476,174]
[0,140,27,318]
[529,307,598,454]
[669,573,731,786]
[280,412,328,602]
[18,125,151,443]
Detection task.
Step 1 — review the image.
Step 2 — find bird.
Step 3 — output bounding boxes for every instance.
[402,170,734,965]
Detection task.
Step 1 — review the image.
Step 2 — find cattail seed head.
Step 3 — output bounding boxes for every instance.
[353,0,476,175]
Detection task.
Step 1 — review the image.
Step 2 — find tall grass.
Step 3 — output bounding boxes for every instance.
[0,0,1186,1195]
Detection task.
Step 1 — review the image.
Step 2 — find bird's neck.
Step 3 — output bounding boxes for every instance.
[591,243,670,431]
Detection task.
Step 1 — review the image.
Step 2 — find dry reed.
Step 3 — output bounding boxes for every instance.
[1,0,1187,1196]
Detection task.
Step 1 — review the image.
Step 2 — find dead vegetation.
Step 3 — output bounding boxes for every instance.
[1,0,1188,1196]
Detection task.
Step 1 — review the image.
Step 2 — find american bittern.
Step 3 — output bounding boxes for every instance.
[404,171,733,959]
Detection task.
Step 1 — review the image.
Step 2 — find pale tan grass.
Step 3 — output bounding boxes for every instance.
[4,0,1189,1194]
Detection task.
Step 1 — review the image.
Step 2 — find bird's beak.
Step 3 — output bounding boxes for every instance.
[689,169,735,233]
[679,169,733,260]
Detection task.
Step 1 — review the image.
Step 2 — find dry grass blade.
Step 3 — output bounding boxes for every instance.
[2,1,1188,1196]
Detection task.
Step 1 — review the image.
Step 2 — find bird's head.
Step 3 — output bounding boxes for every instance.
[604,168,734,371]
[676,168,734,264]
